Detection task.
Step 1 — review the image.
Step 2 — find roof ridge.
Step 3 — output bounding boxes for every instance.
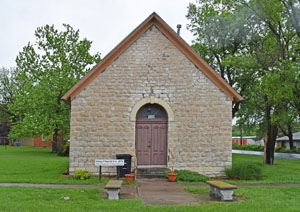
[62,12,243,102]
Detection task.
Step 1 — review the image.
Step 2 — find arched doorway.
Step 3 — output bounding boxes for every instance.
[136,103,168,166]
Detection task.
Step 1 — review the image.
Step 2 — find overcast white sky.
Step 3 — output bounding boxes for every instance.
[0,0,195,68]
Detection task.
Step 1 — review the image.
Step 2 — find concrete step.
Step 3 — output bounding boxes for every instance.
[136,167,170,179]
[136,174,165,179]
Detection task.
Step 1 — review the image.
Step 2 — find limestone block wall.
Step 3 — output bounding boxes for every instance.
[69,25,232,177]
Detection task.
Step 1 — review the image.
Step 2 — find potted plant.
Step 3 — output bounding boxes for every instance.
[168,172,177,182]
[124,173,135,182]
[168,149,177,182]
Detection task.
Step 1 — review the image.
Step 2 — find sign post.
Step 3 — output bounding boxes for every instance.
[95,159,125,180]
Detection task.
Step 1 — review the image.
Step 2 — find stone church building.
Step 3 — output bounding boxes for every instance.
[62,13,243,177]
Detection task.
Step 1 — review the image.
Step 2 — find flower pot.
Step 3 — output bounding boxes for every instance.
[124,174,135,182]
[168,173,177,182]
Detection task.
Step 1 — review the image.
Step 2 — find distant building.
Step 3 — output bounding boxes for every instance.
[20,138,34,146]
[232,136,264,146]
[276,132,300,150]
[33,135,52,148]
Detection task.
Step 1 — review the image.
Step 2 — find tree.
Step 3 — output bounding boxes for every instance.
[0,67,19,123]
[187,0,300,164]
[9,24,101,152]
[239,0,300,164]
[186,0,257,117]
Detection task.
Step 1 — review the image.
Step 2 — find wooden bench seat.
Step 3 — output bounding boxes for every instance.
[105,180,123,200]
[206,180,237,201]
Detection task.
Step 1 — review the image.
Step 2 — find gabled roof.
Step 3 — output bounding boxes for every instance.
[62,12,244,102]
[277,132,300,141]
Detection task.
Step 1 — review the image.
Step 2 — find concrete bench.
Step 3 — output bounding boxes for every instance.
[105,180,123,200]
[206,180,237,201]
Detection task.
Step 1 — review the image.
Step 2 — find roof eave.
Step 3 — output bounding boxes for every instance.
[62,12,244,103]
[62,12,158,101]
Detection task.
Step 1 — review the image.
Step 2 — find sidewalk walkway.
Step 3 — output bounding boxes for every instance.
[137,178,199,205]
[0,183,103,189]
[183,183,300,188]
[0,182,138,200]
[2,182,299,189]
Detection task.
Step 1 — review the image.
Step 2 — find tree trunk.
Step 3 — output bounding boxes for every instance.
[265,124,277,165]
[263,134,268,164]
[52,126,58,153]
[279,123,294,150]
[240,128,243,146]
[52,93,62,153]
[232,102,240,118]
[288,125,294,150]
[264,96,278,165]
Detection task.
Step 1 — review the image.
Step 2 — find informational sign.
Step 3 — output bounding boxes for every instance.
[148,115,155,119]
[95,159,124,166]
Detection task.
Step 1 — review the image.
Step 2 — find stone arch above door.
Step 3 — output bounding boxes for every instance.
[130,97,174,122]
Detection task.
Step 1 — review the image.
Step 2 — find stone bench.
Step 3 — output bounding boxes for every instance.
[206,180,237,201]
[105,180,123,200]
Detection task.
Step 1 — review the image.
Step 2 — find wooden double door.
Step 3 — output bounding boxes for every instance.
[136,119,168,166]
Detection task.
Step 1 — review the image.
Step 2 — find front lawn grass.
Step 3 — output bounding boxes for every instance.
[1,145,300,185]
[1,186,300,211]
[0,146,103,184]
[179,154,300,185]
[226,154,300,184]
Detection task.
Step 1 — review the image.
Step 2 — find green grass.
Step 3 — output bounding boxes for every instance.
[1,186,300,211]
[185,187,209,194]
[226,154,300,184]
[225,161,263,180]
[1,146,300,185]
[1,146,300,211]
[0,146,104,184]
[177,181,206,185]
[232,143,300,154]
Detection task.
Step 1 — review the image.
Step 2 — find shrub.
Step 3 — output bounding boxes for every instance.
[74,169,91,180]
[165,170,209,182]
[232,144,264,152]
[232,143,240,149]
[58,141,70,157]
[274,147,300,154]
[259,146,264,151]
[275,146,286,153]
[225,162,263,180]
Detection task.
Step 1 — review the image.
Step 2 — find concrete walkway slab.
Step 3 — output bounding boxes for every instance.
[136,178,198,205]
[120,184,138,199]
